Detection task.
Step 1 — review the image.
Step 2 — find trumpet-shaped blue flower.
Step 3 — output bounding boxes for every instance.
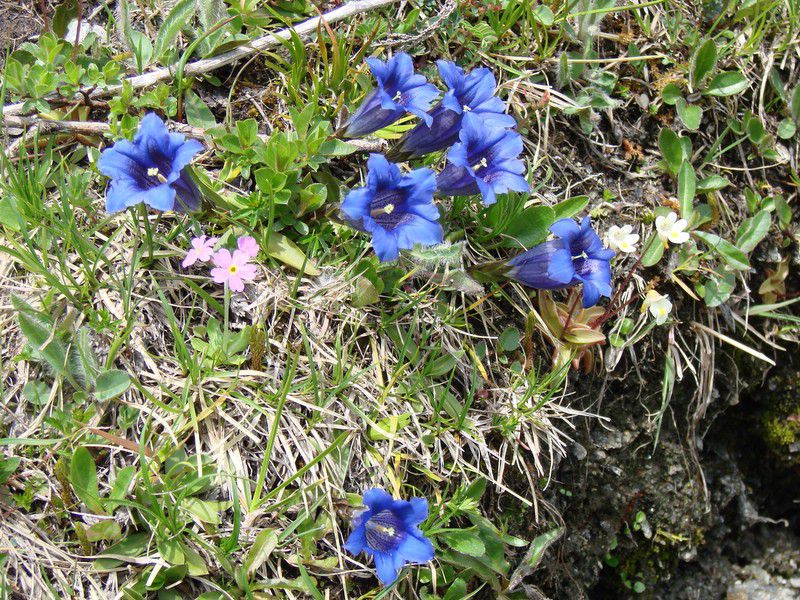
[393,61,517,158]
[435,112,529,206]
[97,113,203,213]
[345,488,434,586]
[343,53,439,139]
[507,217,615,308]
[341,154,441,262]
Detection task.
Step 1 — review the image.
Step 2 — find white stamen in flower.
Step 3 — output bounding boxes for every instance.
[370,203,395,218]
[606,224,640,253]
[641,290,672,325]
[472,157,488,171]
[655,211,690,246]
[462,104,472,112]
[147,167,160,177]
[393,91,403,102]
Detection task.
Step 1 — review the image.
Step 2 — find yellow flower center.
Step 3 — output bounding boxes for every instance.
[229,265,238,274]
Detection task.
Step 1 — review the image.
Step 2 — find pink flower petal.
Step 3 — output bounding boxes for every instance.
[210,267,229,284]
[228,276,245,293]
[237,236,259,258]
[212,249,233,268]
[182,250,199,268]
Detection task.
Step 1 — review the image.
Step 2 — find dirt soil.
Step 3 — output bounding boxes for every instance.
[0,1,41,67]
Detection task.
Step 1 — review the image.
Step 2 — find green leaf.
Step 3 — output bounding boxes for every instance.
[524,527,563,570]
[774,196,792,226]
[701,272,736,308]
[696,175,730,192]
[531,5,554,25]
[70,447,105,514]
[777,118,796,139]
[85,520,123,543]
[499,327,521,352]
[552,195,589,220]
[318,139,357,156]
[94,370,131,401]
[736,209,771,253]
[661,83,682,106]
[677,161,696,220]
[791,86,800,123]
[12,295,68,378]
[641,232,665,267]
[0,457,21,484]
[351,276,381,307]
[676,98,702,130]
[182,498,228,525]
[658,128,683,175]
[129,31,153,69]
[22,380,51,406]
[184,89,216,129]
[441,529,486,557]
[704,71,748,97]
[265,232,320,276]
[109,466,137,501]
[501,206,555,248]
[94,533,150,570]
[153,0,197,60]
[245,528,279,576]
[157,538,185,565]
[693,231,750,270]
[691,39,717,89]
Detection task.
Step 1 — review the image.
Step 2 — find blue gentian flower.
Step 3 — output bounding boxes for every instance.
[507,217,615,308]
[345,488,434,586]
[343,53,439,139]
[435,112,529,206]
[97,113,203,213]
[341,154,441,262]
[393,60,517,158]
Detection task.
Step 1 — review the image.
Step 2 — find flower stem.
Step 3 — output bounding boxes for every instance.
[138,203,154,262]
[223,282,230,333]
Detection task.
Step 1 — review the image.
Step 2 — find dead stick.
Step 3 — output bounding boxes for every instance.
[2,0,397,117]
[1,115,388,153]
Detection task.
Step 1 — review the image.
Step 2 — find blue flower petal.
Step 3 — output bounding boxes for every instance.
[345,522,368,555]
[374,551,399,585]
[341,187,373,224]
[581,280,601,308]
[549,218,581,245]
[394,215,443,250]
[396,532,434,564]
[363,488,396,512]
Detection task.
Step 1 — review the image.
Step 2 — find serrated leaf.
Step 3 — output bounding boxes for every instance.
[153,0,197,61]
[691,39,717,89]
[266,232,319,276]
[677,161,696,219]
[704,71,748,97]
[693,231,750,270]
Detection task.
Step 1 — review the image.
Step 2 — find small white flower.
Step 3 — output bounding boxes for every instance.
[606,224,640,253]
[655,211,690,245]
[642,290,673,325]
